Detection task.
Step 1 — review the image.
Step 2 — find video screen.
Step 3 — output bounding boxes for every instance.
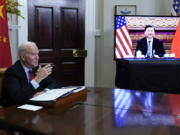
[114,15,180,59]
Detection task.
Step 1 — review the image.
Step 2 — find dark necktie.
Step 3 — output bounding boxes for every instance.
[29,69,35,81]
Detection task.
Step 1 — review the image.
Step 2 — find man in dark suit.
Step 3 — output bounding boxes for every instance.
[1,41,59,107]
[135,25,165,58]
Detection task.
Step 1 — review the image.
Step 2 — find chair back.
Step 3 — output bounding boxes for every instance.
[0,68,7,91]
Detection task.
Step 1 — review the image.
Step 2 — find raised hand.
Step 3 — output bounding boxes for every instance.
[34,64,53,83]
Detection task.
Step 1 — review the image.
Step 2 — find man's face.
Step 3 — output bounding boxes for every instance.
[22,45,39,68]
[144,27,155,39]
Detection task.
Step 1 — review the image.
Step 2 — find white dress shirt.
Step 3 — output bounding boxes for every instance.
[21,63,39,89]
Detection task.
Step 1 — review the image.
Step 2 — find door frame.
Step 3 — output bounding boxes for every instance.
[17,0,96,86]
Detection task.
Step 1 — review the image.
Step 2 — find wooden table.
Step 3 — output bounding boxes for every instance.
[1,87,180,135]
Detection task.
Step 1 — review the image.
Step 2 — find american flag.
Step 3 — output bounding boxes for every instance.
[115,16,133,59]
[171,0,180,16]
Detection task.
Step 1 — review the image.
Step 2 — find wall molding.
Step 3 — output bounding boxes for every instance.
[85,0,96,86]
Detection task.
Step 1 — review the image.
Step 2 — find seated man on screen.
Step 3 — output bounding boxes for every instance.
[135,25,165,58]
[1,41,59,107]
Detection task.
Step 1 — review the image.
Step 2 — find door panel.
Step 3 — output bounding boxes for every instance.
[28,0,85,87]
[35,7,53,49]
[62,8,78,48]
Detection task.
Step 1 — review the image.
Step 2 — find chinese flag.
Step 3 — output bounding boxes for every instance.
[0,0,12,67]
[171,20,180,58]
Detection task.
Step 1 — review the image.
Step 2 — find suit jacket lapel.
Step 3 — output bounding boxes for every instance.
[16,61,29,83]
[144,38,148,52]
[152,38,154,50]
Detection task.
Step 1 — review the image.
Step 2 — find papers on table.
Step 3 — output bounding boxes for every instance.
[18,104,43,111]
[30,86,86,101]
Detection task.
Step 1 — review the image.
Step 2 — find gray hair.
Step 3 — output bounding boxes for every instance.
[18,41,38,62]
[18,41,37,57]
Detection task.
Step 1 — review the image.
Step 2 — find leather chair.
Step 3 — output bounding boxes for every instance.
[0,68,7,91]
[0,68,7,108]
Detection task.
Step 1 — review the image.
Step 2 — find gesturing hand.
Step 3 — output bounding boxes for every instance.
[34,64,53,83]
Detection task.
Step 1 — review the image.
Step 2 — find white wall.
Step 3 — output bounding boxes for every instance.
[8,14,18,63]
[85,0,96,86]
[17,0,28,46]
[95,0,104,86]
[8,0,28,63]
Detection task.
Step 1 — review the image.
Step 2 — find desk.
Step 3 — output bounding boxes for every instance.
[1,87,180,135]
[115,58,180,92]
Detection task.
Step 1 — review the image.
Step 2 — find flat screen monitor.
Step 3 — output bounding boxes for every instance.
[114,15,180,59]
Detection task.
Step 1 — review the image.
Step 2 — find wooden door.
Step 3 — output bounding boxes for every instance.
[28,0,85,87]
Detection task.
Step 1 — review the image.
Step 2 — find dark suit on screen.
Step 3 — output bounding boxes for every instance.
[1,60,59,107]
[135,37,165,57]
